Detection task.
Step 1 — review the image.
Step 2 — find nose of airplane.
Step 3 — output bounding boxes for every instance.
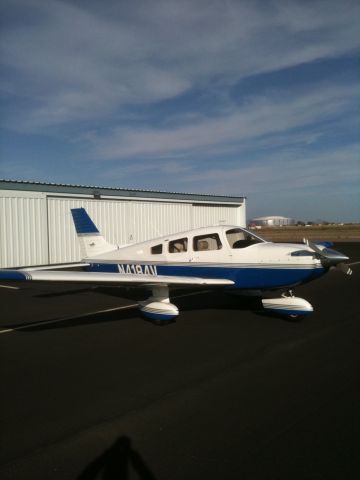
[323,248,352,275]
[320,247,349,265]
[303,239,351,274]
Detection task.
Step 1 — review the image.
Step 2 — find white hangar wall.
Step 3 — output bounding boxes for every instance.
[46,197,196,264]
[0,191,48,268]
[0,181,246,268]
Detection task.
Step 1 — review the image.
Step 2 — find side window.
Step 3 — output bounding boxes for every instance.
[193,233,222,251]
[226,229,246,248]
[169,237,188,253]
[226,228,262,248]
[151,244,163,254]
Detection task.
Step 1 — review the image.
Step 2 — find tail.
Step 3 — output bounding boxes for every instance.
[71,208,116,258]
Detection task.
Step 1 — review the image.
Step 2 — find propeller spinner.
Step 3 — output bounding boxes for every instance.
[303,239,352,275]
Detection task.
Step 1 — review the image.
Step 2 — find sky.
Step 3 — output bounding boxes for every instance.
[0,0,359,222]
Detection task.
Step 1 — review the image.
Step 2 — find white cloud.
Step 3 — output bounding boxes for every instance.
[1,0,359,130]
[89,83,359,159]
[178,143,360,194]
[0,159,46,181]
[94,141,360,222]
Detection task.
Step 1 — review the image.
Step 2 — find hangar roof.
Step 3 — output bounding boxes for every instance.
[0,179,245,205]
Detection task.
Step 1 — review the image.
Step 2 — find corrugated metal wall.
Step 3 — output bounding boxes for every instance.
[192,204,240,228]
[128,201,193,243]
[0,190,245,267]
[0,194,48,267]
[47,198,130,264]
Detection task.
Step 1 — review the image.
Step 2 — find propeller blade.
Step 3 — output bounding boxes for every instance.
[303,238,325,258]
[335,262,352,275]
[303,238,350,273]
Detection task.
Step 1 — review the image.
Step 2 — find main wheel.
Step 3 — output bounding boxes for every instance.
[287,313,305,321]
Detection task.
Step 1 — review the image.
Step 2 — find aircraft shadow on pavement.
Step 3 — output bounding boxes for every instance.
[10,290,265,332]
[35,287,96,298]
[77,435,157,480]
[94,285,263,312]
[34,285,150,301]
[6,307,140,331]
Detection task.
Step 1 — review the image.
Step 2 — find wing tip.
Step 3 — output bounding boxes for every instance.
[0,270,30,281]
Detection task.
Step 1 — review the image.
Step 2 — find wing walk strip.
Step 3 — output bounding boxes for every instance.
[0,290,211,336]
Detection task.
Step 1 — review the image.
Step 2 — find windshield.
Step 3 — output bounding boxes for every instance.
[226,228,265,249]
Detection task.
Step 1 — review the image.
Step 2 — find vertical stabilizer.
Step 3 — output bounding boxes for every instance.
[71,208,116,258]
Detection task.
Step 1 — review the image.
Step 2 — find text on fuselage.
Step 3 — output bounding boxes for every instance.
[118,264,158,275]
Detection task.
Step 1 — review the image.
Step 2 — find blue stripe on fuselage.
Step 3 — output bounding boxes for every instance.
[87,262,325,289]
[157,265,325,289]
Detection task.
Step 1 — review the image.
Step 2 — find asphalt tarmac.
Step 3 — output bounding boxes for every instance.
[0,243,359,480]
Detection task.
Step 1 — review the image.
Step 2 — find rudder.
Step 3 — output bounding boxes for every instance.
[71,208,116,258]
[71,208,100,235]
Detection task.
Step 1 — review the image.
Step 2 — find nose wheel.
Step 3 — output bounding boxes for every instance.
[281,290,305,320]
[262,291,313,320]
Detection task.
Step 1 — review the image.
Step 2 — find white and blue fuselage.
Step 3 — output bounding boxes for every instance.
[84,225,326,291]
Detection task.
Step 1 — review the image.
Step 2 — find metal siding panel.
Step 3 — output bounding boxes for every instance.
[0,196,48,267]
[47,198,131,263]
[237,200,246,227]
[128,202,192,243]
[49,198,85,263]
[192,205,242,228]
[1,193,245,267]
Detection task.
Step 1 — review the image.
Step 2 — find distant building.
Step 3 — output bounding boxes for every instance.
[250,215,296,227]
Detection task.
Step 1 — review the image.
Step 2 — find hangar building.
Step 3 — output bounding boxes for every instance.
[251,215,296,227]
[0,179,246,268]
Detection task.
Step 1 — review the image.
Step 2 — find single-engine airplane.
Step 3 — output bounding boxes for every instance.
[0,208,352,322]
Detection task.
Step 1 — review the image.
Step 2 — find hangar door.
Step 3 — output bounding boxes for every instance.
[126,201,193,243]
[47,198,130,264]
[192,204,241,228]
[47,198,193,263]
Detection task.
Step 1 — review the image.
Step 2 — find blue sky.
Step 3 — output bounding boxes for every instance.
[0,0,359,222]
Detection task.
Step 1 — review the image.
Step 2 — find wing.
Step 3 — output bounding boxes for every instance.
[0,269,234,287]
[24,263,90,271]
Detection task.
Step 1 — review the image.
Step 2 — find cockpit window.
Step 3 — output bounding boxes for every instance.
[193,233,222,251]
[151,244,163,254]
[226,228,264,249]
[169,237,188,253]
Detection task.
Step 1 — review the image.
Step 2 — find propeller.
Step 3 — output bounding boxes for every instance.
[335,262,353,275]
[303,239,352,275]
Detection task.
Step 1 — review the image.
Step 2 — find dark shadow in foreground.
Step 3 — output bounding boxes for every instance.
[78,436,158,480]
[6,289,290,332]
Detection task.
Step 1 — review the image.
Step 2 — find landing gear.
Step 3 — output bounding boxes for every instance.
[286,313,305,321]
[282,289,294,298]
[261,291,313,319]
[280,290,305,320]
[138,286,179,324]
